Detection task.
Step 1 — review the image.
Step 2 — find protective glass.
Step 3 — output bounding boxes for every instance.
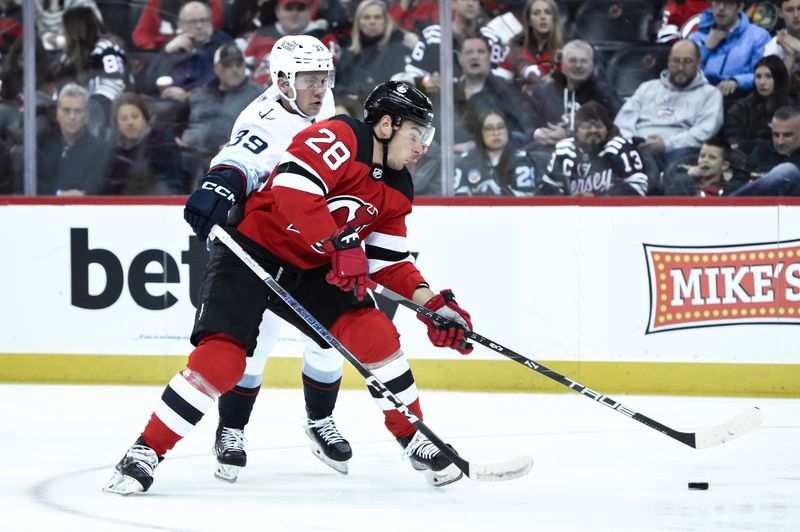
[294,70,336,90]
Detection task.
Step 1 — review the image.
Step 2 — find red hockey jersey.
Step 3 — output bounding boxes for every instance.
[238,115,426,299]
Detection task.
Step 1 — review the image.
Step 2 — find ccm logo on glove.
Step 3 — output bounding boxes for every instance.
[201,181,236,202]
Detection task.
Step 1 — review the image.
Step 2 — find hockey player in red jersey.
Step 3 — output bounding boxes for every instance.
[104,81,474,495]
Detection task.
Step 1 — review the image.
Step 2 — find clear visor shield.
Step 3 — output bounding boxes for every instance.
[293,70,336,91]
[421,124,435,147]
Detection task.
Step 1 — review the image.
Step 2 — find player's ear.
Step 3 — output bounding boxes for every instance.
[373,115,393,139]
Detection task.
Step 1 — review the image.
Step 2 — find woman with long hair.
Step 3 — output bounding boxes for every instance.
[454,108,537,196]
[101,92,184,195]
[724,55,795,156]
[335,0,415,102]
[56,6,131,135]
[504,0,564,96]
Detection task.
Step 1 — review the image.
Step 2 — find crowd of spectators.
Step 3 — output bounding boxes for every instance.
[3,0,800,197]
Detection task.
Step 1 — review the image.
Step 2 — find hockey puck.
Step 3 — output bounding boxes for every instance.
[688,482,709,490]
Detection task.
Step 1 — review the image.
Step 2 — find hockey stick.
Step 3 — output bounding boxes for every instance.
[209,225,533,482]
[371,283,764,450]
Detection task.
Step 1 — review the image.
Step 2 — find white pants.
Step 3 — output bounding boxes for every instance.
[235,310,343,388]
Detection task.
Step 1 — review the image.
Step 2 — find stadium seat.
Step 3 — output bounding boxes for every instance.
[573,0,655,47]
[606,44,671,99]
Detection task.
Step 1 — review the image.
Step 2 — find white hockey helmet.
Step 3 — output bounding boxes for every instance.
[270,35,335,117]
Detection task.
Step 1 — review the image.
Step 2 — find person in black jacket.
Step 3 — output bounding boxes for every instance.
[454,107,537,196]
[101,92,184,195]
[37,83,110,196]
[334,0,414,103]
[724,55,795,156]
[530,39,622,148]
[733,105,800,195]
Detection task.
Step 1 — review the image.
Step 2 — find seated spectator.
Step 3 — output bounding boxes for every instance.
[132,0,225,50]
[440,35,533,153]
[335,0,414,103]
[689,1,771,100]
[615,39,723,170]
[101,92,184,195]
[763,0,800,85]
[37,83,110,196]
[403,0,508,89]
[733,105,800,195]
[454,108,537,196]
[656,0,710,43]
[504,0,564,97]
[140,1,232,99]
[35,0,103,51]
[389,0,438,35]
[664,137,748,195]
[725,55,795,155]
[245,0,338,86]
[538,101,648,196]
[530,39,622,148]
[54,6,132,137]
[177,43,262,190]
[0,0,22,56]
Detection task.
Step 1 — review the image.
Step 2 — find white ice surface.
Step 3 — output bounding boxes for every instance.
[1,385,797,532]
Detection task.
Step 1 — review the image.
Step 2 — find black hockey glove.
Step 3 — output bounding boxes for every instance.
[184,166,245,241]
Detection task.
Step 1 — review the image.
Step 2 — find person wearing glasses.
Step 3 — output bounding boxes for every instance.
[132,0,225,51]
[539,101,648,197]
[140,1,233,100]
[244,0,339,86]
[454,108,537,196]
[615,39,723,172]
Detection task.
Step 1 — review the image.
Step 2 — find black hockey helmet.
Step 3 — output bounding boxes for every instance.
[364,81,434,130]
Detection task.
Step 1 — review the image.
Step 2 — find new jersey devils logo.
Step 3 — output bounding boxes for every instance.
[310,196,379,253]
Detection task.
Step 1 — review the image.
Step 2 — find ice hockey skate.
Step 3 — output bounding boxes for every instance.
[103,436,162,495]
[305,415,352,474]
[214,424,247,482]
[398,430,463,487]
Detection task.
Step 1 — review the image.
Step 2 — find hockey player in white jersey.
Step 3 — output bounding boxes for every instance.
[182,35,352,482]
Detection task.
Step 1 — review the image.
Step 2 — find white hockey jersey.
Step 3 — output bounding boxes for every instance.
[209,84,336,195]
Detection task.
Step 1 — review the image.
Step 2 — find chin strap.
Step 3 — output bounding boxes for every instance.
[280,83,314,119]
[372,128,395,169]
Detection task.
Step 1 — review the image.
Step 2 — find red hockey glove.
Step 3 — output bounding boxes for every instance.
[322,226,370,301]
[417,289,474,354]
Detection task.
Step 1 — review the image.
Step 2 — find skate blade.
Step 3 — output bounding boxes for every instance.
[214,463,242,483]
[103,471,145,496]
[309,446,349,475]
[423,464,463,487]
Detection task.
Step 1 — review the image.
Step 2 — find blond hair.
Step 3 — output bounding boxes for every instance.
[349,0,395,53]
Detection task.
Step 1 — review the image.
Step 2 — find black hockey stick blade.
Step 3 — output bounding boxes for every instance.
[372,283,764,450]
[209,225,533,482]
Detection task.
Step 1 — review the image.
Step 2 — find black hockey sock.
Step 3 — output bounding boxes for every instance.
[217,384,261,429]
[303,373,341,420]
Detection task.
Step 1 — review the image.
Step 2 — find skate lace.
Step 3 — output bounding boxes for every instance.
[402,431,439,461]
[126,444,159,476]
[219,427,246,451]
[308,416,345,444]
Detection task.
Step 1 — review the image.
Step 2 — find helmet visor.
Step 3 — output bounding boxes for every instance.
[294,70,336,90]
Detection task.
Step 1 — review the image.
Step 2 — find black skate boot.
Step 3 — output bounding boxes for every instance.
[103,436,162,495]
[397,431,463,487]
[213,423,247,482]
[305,415,352,474]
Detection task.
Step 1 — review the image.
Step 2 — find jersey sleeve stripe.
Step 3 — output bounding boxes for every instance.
[365,244,412,263]
[272,171,326,196]
[364,231,407,252]
[281,152,329,194]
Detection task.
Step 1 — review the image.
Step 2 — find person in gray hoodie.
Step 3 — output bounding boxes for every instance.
[614,39,723,170]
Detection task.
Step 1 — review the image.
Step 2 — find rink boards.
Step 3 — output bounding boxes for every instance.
[1,197,799,397]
